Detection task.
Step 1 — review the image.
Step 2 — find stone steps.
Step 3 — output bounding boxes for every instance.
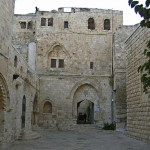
[18,130,41,140]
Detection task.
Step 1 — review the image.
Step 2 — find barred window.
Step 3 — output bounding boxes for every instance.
[59,59,64,68]
[51,59,57,68]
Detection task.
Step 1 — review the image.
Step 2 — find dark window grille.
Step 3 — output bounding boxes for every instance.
[59,59,64,68]
[51,59,56,68]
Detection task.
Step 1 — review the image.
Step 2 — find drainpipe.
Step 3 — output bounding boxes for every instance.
[111,9,115,123]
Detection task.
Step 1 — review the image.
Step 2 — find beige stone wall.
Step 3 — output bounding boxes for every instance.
[114,25,138,130]
[0,0,39,146]
[126,27,150,141]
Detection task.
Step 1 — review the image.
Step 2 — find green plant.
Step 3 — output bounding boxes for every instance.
[102,122,116,130]
[128,0,150,92]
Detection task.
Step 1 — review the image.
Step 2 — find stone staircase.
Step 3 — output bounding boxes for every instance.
[18,130,41,140]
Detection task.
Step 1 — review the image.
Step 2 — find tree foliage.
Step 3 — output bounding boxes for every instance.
[129,0,150,92]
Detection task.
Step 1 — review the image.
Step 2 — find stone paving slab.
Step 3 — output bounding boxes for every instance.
[2,129,150,150]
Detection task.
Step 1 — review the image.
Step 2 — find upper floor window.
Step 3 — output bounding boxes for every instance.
[58,59,64,68]
[64,21,69,28]
[104,19,110,30]
[48,18,53,26]
[20,22,26,29]
[88,18,95,30]
[27,21,32,29]
[50,58,64,68]
[51,59,57,68]
[41,18,46,26]
[90,62,94,69]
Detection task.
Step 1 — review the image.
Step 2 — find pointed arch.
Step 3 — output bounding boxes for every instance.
[88,18,95,30]
[69,79,101,120]
[104,19,110,30]
[46,42,71,58]
[47,42,71,70]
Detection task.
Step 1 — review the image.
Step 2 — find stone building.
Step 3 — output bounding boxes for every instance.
[126,27,150,141]
[0,0,39,146]
[0,0,150,147]
[13,7,134,130]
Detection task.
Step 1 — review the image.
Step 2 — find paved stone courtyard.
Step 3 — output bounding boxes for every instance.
[2,126,150,150]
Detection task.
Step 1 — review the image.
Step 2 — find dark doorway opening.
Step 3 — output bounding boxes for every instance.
[21,95,26,128]
[77,100,94,124]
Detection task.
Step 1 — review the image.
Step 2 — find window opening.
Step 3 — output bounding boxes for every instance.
[104,19,110,30]
[90,62,94,69]
[48,18,53,26]
[27,21,32,29]
[20,22,26,29]
[14,56,18,67]
[51,59,57,68]
[59,59,64,68]
[64,21,69,28]
[41,18,46,26]
[88,18,95,30]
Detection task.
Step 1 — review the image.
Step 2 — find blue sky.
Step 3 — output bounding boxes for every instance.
[15,0,145,25]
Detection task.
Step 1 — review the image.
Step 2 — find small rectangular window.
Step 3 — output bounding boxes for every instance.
[27,21,32,29]
[51,59,56,68]
[20,22,26,29]
[59,59,64,68]
[48,18,53,26]
[90,62,94,69]
[41,18,46,26]
[64,21,68,28]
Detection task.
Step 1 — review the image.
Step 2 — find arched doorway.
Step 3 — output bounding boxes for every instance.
[72,83,99,124]
[77,100,94,124]
[32,95,38,126]
[21,96,26,128]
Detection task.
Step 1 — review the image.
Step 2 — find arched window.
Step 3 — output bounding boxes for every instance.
[43,101,52,113]
[48,45,67,69]
[14,56,18,67]
[88,18,95,30]
[104,19,110,30]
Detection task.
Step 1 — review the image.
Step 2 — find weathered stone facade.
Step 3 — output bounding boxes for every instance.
[1,0,150,147]
[12,8,128,129]
[126,27,150,141]
[0,0,39,146]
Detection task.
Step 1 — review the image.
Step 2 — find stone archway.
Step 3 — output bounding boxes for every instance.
[72,83,100,124]
[77,100,94,124]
